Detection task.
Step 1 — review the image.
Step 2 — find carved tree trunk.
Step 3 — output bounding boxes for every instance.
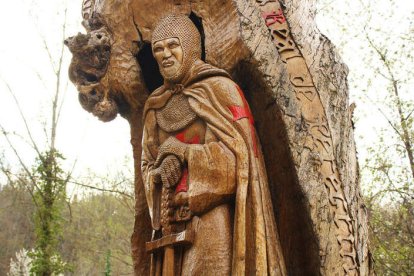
[66,0,374,275]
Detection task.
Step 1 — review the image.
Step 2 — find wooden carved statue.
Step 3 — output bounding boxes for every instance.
[65,0,374,275]
[142,15,285,275]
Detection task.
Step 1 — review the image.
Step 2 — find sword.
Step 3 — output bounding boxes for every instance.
[146,174,193,275]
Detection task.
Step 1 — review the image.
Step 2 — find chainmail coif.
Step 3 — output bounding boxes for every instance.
[152,14,202,84]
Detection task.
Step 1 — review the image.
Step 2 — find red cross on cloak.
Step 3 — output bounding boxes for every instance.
[228,85,258,157]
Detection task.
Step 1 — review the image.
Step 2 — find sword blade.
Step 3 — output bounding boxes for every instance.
[163,246,175,276]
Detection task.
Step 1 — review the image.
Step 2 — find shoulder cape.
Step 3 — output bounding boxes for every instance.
[143,61,286,275]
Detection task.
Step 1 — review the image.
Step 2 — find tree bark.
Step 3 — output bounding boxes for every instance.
[66,0,374,274]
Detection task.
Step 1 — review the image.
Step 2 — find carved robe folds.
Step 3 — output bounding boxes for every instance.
[142,62,286,275]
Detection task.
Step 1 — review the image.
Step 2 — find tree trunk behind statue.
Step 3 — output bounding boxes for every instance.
[65,0,374,275]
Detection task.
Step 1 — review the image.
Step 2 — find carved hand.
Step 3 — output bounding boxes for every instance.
[172,192,189,207]
[153,155,182,188]
[154,136,188,167]
[168,192,191,223]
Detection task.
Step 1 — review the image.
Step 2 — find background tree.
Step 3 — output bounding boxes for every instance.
[0,1,136,274]
[0,181,35,272]
[61,192,134,275]
[0,179,135,274]
[0,5,73,273]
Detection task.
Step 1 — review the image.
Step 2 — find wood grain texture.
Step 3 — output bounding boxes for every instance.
[66,0,373,275]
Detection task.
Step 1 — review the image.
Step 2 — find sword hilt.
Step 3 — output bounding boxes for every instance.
[161,185,173,236]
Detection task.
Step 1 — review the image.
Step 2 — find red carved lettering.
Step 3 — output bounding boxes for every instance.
[262,9,286,26]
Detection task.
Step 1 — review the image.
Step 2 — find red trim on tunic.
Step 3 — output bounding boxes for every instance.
[175,131,200,144]
[175,169,188,194]
[174,130,200,194]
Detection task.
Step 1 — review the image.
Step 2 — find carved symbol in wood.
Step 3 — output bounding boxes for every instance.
[256,1,359,274]
[262,9,286,26]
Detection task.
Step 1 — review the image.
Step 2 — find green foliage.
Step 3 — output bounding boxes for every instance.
[368,201,414,275]
[0,185,134,274]
[29,150,71,275]
[29,250,70,276]
[60,193,134,275]
[0,184,35,272]
[104,250,112,276]
[0,1,134,275]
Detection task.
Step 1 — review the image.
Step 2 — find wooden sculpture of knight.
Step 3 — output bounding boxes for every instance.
[142,14,287,276]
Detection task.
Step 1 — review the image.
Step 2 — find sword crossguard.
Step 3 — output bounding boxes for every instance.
[146,228,195,253]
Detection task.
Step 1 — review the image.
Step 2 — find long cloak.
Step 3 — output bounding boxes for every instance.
[142,61,286,275]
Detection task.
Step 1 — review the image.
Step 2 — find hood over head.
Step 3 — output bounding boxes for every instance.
[152,14,202,84]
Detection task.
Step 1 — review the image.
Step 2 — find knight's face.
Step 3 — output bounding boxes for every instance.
[153,37,183,80]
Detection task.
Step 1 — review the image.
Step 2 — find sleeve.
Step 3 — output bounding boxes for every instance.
[141,110,161,230]
[182,79,250,215]
[186,137,237,215]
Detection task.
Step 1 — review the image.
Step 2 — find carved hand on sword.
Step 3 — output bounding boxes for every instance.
[146,155,194,275]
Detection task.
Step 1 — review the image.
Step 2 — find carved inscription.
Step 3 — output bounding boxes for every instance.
[257,1,359,275]
[262,11,301,61]
[262,9,286,26]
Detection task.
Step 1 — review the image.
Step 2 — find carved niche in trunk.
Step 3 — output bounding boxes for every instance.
[66,0,373,275]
